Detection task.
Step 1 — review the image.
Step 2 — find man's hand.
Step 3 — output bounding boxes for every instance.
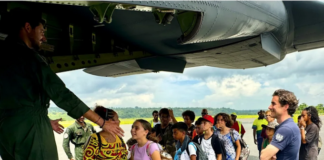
[270,155,277,160]
[50,118,64,134]
[254,139,257,145]
[102,119,124,137]
[70,158,74,160]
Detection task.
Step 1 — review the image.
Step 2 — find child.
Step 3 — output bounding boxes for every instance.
[192,118,204,141]
[130,119,161,160]
[172,122,197,160]
[126,138,137,159]
[182,110,196,138]
[149,128,164,151]
[199,115,223,160]
[214,113,241,160]
[261,121,278,149]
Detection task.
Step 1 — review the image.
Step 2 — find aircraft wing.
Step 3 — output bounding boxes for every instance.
[0,1,323,77]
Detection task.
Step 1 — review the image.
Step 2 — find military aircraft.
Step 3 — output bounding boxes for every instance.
[0,1,323,77]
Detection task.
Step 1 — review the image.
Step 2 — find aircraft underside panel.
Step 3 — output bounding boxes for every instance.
[84,36,280,77]
[1,1,324,77]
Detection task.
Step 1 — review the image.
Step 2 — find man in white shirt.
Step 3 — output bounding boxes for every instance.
[150,110,160,127]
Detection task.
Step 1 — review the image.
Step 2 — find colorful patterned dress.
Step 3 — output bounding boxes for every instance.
[83,133,128,160]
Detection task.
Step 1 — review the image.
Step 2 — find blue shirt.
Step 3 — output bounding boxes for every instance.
[270,118,301,160]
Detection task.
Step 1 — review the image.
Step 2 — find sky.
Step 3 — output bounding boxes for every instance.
[51,48,324,110]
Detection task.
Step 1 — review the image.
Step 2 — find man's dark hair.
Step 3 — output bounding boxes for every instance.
[182,110,195,121]
[159,108,170,117]
[152,110,158,115]
[7,8,46,35]
[171,122,188,133]
[272,89,299,116]
[195,119,202,125]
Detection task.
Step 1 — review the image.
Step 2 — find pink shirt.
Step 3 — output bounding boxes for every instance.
[132,141,160,160]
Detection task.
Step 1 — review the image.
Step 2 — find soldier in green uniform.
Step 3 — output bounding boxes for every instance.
[0,8,124,160]
[63,116,96,160]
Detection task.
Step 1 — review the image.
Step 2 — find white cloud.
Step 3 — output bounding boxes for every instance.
[206,75,261,97]
[296,83,324,96]
[50,48,324,110]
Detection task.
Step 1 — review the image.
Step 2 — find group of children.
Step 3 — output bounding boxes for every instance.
[82,106,243,160]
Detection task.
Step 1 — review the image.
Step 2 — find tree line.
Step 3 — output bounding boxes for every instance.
[296,103,324,113]
[49,103,324,119]
[48,107,259,119]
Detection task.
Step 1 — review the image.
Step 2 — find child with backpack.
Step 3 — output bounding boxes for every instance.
[214,113,241,160]
[172,122,199,160]
[192,119,204,140]
[197,115,224,160]
[130,119,161,160]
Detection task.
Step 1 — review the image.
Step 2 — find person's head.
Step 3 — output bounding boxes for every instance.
[131,119,151,140]
[126,138,137,149]
[195,119,203,135]
[152,110,158,120]
[159,108,170,126]
[94,105,119,125]
[302,106,322,129]
[265,110,274,122]
[298,115,302,123]
[8,8,46,50]
[215,113,233,130]
[201,109,208,117]
[76,116,85,123]
[171,122,188,141]
[150,128,157,136]
[182,110,195,126]
[231,113,237,122]
[199,115,214,132]
[262,121,278,139]
[269,89,299,119]
[258,110,265,119]
[147,128,160,143]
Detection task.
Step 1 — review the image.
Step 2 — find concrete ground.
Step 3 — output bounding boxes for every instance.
[1,117,323,160]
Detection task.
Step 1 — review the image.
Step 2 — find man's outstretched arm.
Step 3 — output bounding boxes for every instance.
[39,60,124,137]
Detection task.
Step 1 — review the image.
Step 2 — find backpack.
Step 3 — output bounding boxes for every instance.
[185,141,208,160]
[197,134,227,160]
[229,129,250,160]
[130,141,172,160]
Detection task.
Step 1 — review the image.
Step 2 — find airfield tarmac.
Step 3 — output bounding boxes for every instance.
[1,117,323,160]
